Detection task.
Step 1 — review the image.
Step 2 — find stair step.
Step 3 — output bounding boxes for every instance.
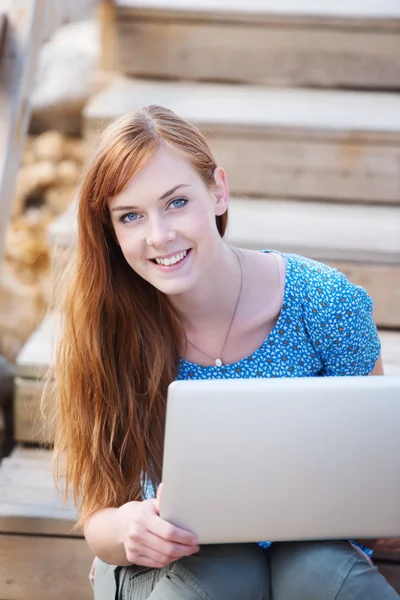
[13,309,400,445]
[111,0,400,88]
[226,198,400,264]
[0,447,93,600]
[47,197,400,329]
[84,78,400,203]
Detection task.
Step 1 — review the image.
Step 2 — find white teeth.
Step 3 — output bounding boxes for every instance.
[155,250,188,266]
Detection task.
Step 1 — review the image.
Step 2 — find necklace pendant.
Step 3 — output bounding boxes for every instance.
[215,358,223,367]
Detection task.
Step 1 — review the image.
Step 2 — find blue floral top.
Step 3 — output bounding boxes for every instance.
[146,252,382,555]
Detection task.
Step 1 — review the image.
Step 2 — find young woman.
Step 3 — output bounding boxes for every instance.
[51,105,398,599]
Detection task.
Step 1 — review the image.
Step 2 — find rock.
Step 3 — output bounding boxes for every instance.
[33,131,66,162]
[30,20,101,135]
[5,209,51,281]
[23,147,36,166]
[56,160,79,186]
[13,162,57,217]
[64,137,86,163]
[44,185,76,214]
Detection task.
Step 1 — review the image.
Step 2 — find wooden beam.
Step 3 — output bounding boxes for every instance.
[0,0,42,264]
[115,1,400,28]
[115,16,400,89]
[99,0,117,70]
[0,534,93,600]
[84,78,400,203]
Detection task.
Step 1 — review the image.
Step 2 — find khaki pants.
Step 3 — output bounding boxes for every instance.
[93,541,399,600]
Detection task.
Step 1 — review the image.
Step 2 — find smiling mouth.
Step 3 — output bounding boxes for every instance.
[151,249,191,266]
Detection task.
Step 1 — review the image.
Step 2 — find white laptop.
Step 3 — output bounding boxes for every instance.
[160,376,400,544]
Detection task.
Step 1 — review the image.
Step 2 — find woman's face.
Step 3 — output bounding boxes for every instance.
[108,145,229,296]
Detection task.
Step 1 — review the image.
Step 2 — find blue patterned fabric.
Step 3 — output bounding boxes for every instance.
[146,252,382,556]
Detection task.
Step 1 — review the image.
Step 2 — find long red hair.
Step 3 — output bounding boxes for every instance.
[45,105,228,524]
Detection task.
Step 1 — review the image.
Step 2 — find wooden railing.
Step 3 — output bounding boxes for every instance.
[0,0,98,265]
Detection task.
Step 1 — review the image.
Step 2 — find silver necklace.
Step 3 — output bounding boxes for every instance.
[187,247,243,367]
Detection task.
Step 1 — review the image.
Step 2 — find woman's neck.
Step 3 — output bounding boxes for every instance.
[169,244,242,332]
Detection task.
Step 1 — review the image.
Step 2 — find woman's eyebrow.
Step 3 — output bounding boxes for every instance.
[159,183,190,199]
[111,184,190,212]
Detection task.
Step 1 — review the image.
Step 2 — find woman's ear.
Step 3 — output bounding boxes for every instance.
[212,166,229,216]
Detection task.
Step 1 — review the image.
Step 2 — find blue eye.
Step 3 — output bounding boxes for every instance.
[169,197,188,209]
[120,212,140,224]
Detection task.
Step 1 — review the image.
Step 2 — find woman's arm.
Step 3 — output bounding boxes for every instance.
[84,504,139,566]
[370,354,384,376]
[83,492,199,568]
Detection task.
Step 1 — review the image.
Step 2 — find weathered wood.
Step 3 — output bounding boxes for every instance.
[0,508,80,537]
[0,447,80,536]
[99,0,116,70]
[84,78,400,203]
[16,311,59,379]
[11,446,53,461]
[13,377,54,443]
[226,199,400,264]
[114,17,400,89]
[0,0,42,264]
[115,0,400,27]
[0,534,93,600]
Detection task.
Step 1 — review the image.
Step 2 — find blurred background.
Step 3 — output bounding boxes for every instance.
[0,1,399,598]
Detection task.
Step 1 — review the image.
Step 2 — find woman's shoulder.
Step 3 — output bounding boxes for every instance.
[275,251,367,304]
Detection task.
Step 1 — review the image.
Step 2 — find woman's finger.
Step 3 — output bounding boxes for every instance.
[140,530,199,560]
[146,511,198,546]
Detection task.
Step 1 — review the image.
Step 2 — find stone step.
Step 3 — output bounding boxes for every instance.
[0,446,93,600]
[47,197,400,328]
[84,78,400,204]
[108,0,400,89]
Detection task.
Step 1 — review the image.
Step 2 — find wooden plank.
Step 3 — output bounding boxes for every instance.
[0,0,42,265]
[0,534,93,600]
[0,446,82,536]
[115,19,400,89]
[47,199,400,328]
[99,0,116,70]
[16,311,59,378]
[83,78,400,203]
[84,78,400,140]
[116,1,400,28]
[11,446,53,461]
[13,377,54,443]
[0,509,80,536]
[15,324,400,448]
[226,199,400,264]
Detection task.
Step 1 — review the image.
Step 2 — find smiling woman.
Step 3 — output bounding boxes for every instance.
[43,105,397,600]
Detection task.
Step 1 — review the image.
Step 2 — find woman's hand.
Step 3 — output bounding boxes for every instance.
[116,484,200,568]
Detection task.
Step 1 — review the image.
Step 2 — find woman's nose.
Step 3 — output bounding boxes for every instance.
[145,216,175,248]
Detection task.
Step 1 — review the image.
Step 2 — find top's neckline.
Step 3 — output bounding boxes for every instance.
[179,250,291,370]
